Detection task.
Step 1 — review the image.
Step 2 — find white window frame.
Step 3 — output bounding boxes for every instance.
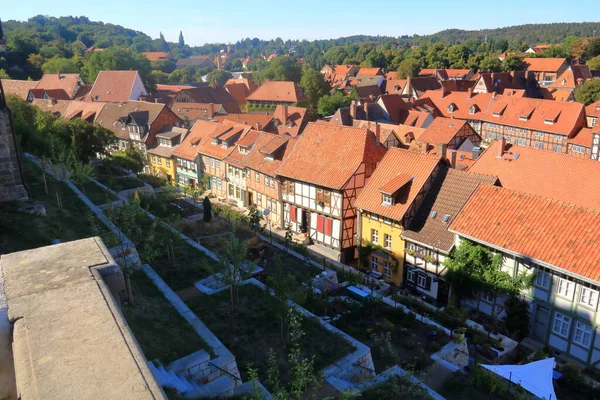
[406,269,415,283]
[535,270,551,289]
[255,171,260,182]
[552,312,571,338]
[557,278,574,298]
[371,229,379,244]
[552,144,562,153]
[572,145,586,155]
[573,321,593,348]
[151,155,156,164]
[382,194,392,206]
[417,273,427,289]
[166,159,171,167]
[383,217,392,225]
[580,287,599,308]
[383,262,391,277]
[384,234,392,250]
[371,256,379,271]
[481,291,493,303]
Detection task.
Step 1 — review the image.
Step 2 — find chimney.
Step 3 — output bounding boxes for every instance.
[281,103,288,126]
[436,143,447,159]
[421,141,430,154]
[374,122,381,144]
[467,87,473,99]
[497,137,506,158]
[350,100,357,119]
[492,91,497,99]
[256,122,262,131]
[472,146,482,160]
[208,103,215,117]
[448,149,457,168]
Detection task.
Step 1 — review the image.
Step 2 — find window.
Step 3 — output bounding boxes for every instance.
[371,256,379,271]
[383,262,391,277]
[573,321,593,348]
[371,213,379,221]
[417,273,427,288]
[580,287,599,307]
[382,194,392,206]
[506,126,515,133]
[535,270,551,289]
[211,177,222,190]
[205,157,213,168]
[257,193,262,204]
[157,157,162,165]
[591,118,597,127]
[166,159,171,167]
[572,145,586,155]
[384,234,392,249]
[534,141,544,149]
[518,128,528,135]
[255,172,260,182]
[407,269,415,283]
[371,229,379,244]
[383,217,392,225]
[535,131,545,139]
[469,105,476,115]
[515,137,528,146]
[556,278,574,298]
[554,135,563,142]
[264,176,274,188]
[151,155,156,164]
[481,292,493,302]
[215,160,220,170]
[552,144,562,153]
[552,313,571,338]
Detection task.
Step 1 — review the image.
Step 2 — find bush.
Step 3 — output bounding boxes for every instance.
[138,173,167,188]
[503,296,530,340]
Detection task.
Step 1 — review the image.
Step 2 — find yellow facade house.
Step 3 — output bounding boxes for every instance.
[354,147,442,285]
[147,127,187,185]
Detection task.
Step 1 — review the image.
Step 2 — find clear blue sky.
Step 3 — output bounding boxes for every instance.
[5,1,599,46]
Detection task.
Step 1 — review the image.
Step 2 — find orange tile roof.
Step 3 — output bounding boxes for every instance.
[142,52,171,61]
[468,141,600,211]
[36,74,83,98]
[549,65,592,89]
[225,82,251,105]
[385,71,399,80]
[172,120,220,160]
[417,117,468,145]
[272,105,308,137]
[334,65,356,77]
[586,100,600,119]
[171,102,223,120]
[86,70,142,102]
[449,185,600,282]
[357,68,383,77]
[420,90,495,121]
[1,79,39,100]
[246,81,305,103]
[156,84,194,92]
[379,173,414,195]
[354,147,441,221]
[522,58,567,72]
[481,96,584,136]
[385,79,407,95]
[213,113,274,130]
[567,127,592,147]
[244,132,297,176]
[276,123,387,189]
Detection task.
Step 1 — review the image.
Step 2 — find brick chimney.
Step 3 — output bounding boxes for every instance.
[448,149,457,168]
[472,146,482,160]
[467,87,473,99]
[256,122,262,131]
[492,91,497,99]
[281,103,288,126]
[421,141,430,154]
[350,100,357,119]
[208,103,215,117]
[436,143,447,159]
[497,137,506,158]
[374,122,381,144]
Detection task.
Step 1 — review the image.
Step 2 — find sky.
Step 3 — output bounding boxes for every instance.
[5,1,600,46]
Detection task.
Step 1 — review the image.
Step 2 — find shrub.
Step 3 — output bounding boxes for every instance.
[138,174,167,188]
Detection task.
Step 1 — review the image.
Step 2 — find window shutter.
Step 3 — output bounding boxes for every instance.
[290,206,296,222]
[325,218,333,236]
[425,276,432,291]
[317,215,324,233]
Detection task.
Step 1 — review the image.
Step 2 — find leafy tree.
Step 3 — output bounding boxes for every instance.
[299,68,329,116]
[363,50,387,68]
[259,56,302,83]
[206,69,233,87]
[203,196,212,222]
[178,31,185,47]
[81,47,155,91]
[501,54,524,72]
[503,297,530,340]
[575,79,600,105]
[216,238,254,311]
[42,57,79,74]
[104,148,146,173]
[446,45,469,68]
[396,59,420,78]
[0,69,9,79]
[317,89,356,116]
[588,55,600,70]
[480,55,502,72]
[585,37,600,60]
[167,66,195,84]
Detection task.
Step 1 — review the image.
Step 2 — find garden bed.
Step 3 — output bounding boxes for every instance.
[186,284,356,385]
[121,271,211,364]
[0,159,117,254]
[140,192,200,220]
[75,180,118,205]
[358,374,434,400]
[440,368,532,400]
[95,165,145,191]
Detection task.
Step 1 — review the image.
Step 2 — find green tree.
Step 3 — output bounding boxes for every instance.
[501,54,524,72]
[446,45,469,68]
[396,59,421,78]
[363,50,387,68]
[587,55,600,70]
[480,55,502,72]
[167,66,195,84]
[299,68,329,116]
[203,196,212,222]
[206,69,233,87]
[105,147,146,173]
[0,69,9,79]
[178,31,185,47]
[575,79,600,105]
[259,56,302,83]
[216,238,254,311]
[317,89,355,117]
[81,47,155,91]
[42,57,79,74]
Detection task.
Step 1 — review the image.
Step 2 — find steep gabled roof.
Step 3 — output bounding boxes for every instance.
[86,70,145,102]
[246,81,305,103]
[417,118,472,146]
[354,147,441,221]
[213,113,274,130]
[357,68,384,77]
[172,120,220,160]
[272,105,308,137]
[276,123,386,189]
[403,168,498,252]
[1,79,39,100]
[549,65,593,89]
[449,185,600,282]
[36,74,83,98]
[468,141,600,211]
[522,58,567,72]
[243,132,297,176]
[95,101,166,140]
[420,90,495,121]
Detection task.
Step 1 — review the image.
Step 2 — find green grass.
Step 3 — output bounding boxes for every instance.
[121,271,211,364]
[94,165,145,191]
[110,176,146,191]
[76,180,118,205]
[0,159,118,254]
[358,375,433,400]
[186,284,356,384]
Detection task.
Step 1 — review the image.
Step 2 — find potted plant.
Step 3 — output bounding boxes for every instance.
[452,327,466,343]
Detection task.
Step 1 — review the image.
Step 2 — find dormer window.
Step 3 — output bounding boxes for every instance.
[469,105,476,115]
[447,104,455,113]
[212,138,219,146]
[382,194,392,206]
[519,115,529,121]
[238,146,248,154]
[544,119,555,125]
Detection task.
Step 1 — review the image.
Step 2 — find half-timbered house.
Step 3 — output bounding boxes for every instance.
[224,129,260,207]
[354,148,442,285]
[415,117,481,153]
[276,123,387,262]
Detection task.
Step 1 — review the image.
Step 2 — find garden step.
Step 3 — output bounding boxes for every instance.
[187,375,235,398]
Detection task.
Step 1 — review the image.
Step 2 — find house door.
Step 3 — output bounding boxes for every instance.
[300,210,308,233]
[247,191,253,206]
[533,304,551,342]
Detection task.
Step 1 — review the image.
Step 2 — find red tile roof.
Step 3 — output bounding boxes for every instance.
[417,118,469,145]
[468,141,600,211]
[334,65,356,77]
[357,68,384,77]
[420,90,495,121]
[354,147,441,221]
[379,173,414,195]
[567,127,592,147]
[142,52,172,61]
[449,185,600,282]
[86,70,143,102]
[213,113,274,130]
[522,58,567,72]
[585,100,600,119]
[272,105,308,137]
[1,79,39,100]
[172,120,220,160]
[156,84,194,92]
[244,133,297,176]
[549,65,592,89]
[246,81,305,103]
[36,74,83,99]
[276,123,387,189]
[384,79,407,95]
